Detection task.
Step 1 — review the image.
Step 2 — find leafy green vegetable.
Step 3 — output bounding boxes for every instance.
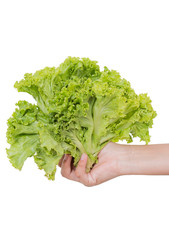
[6,57,157,180]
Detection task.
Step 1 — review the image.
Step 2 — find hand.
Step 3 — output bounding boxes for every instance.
[58,142,131,187]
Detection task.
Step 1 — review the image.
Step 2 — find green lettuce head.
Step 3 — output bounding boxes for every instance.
[6,57,157,180]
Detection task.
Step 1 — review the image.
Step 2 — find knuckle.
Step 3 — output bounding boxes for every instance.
[61,170,66,178]
[75,170,81,178]
[83,176,97,187]
[83,181,94,187]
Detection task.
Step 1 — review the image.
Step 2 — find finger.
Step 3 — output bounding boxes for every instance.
[58,155,65,167]
[61,155,72,179]
[90,157,114,185]
[75,153,88,183]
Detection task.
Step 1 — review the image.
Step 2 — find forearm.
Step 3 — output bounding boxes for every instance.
[122,144,169,175]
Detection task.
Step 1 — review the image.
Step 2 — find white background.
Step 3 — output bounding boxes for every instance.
[0,0,169,239]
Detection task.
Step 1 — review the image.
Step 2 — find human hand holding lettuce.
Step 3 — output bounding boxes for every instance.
[6,57,157,181]
[59,142,169,186]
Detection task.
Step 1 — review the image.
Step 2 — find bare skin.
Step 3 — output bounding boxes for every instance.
[58,142,169,187]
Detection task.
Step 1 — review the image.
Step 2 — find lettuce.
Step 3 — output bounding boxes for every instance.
[6,57,157,180]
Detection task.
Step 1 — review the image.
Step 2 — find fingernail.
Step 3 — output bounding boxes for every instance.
[81,153,86,161]
[63,154,68,161]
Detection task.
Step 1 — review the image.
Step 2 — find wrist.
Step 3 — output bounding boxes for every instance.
[118,144,150,175]
[116,144,133,176]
